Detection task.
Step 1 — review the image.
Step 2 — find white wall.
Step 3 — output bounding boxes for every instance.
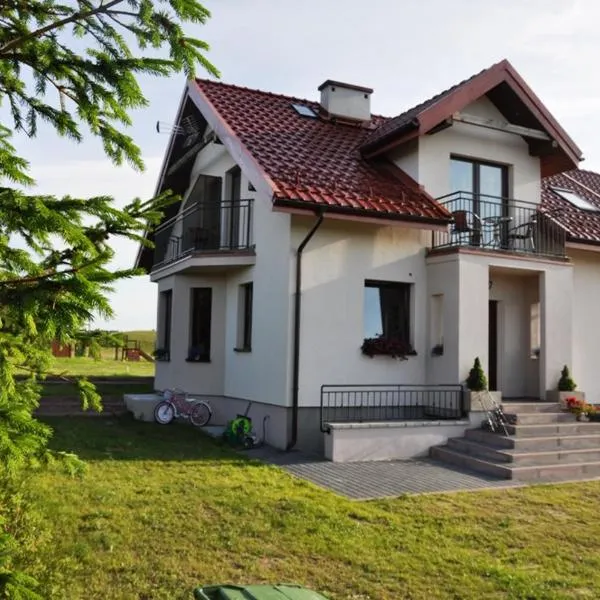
[571,249,600,404]
[417,96,541,203]
[426,256,460,384]
[154,274,226,395]
[153,140,294,407]
[295,217,430,407]
[223,172,293,406]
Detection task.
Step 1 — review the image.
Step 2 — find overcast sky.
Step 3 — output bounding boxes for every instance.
[14,0,600,330]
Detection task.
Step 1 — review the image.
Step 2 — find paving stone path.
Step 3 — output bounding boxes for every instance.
[244,447,524,499]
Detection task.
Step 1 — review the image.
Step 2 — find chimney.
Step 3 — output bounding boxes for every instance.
[318,80,373,122]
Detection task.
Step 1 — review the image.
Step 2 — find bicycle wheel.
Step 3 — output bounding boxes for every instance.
[190,401,212,427]
[154,401,175,425]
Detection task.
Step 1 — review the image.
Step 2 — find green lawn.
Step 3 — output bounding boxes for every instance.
[29,417,600,600]
[47,356,155,378]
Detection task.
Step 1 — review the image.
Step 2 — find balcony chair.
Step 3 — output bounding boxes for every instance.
[507,216,536,252]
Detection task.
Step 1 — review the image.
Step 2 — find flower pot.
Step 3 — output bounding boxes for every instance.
[464,390,502,413]
[546,390,585,408]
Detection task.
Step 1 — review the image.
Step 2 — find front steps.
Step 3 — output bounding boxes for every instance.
[431,402,600,481]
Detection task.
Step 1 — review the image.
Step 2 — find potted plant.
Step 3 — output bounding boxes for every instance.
[564,396,591,421]
[464,357,502,412]
[153,348,170,361]
[431,344,444,357]
[587,405,600,422]
[547,365,585,406]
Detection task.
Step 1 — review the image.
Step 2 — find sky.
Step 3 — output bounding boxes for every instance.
[11,0,600,330]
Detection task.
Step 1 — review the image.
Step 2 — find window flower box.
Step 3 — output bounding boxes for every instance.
[361,336,417,360]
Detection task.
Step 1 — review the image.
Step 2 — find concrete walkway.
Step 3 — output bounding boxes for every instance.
[244,446,522,499]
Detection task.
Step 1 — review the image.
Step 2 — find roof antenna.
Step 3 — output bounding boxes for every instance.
[156,115,203,148]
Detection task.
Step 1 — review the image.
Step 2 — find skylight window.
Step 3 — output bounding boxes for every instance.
[551,187,600,212]
[292,104,317,118]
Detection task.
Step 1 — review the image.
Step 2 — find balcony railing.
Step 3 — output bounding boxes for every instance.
[432,192,566,258]
[153,199,253,267]
[320,384,466,432]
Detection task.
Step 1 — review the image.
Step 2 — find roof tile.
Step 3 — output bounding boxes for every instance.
[542,170,600,244]
[195,79,450,223]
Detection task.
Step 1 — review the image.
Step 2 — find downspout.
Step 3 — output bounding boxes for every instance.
[287,210,325,451]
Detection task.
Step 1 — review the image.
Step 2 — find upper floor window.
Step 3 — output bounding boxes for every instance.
[450,157,509,246]
[550,187,599,212]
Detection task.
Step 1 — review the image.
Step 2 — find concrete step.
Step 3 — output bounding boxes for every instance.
[430,446,512,479]
[509,461,600,481]
[505,422,600,437]
[504,412,575,425]
[501,402,560,413]
[447,437,512,463]
[465,428,600,451]
[432,445,600,481]
[448,438,600,466]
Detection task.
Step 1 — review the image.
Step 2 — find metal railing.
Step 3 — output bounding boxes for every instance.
[432,192,566,258]
[320,384,466,431]
[153,199,253,267]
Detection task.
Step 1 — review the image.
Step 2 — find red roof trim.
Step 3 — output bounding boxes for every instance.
[362,60,583,170]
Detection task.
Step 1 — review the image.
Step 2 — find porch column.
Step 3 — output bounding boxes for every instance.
[457,256,490,385]
[539,266,574,397]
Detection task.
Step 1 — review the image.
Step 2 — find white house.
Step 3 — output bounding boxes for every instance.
[136,59,600,466]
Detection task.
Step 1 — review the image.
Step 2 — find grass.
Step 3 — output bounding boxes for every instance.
[47,356,155,378]
[26,416,600,600]
[121,329,156,354]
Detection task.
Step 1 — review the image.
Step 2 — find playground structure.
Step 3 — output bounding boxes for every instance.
[115,335,155,362]
[51,334,155,362]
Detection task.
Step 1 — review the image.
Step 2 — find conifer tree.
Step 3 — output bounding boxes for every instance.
[0,2,217,595]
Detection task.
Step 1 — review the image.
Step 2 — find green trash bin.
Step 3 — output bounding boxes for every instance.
[193,584,331,600]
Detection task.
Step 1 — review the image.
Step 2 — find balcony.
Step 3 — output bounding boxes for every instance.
[431,192,567,259]
[152,199,254,272]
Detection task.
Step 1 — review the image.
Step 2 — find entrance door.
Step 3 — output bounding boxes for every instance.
[488,300,498,391]
[450,158,508,247]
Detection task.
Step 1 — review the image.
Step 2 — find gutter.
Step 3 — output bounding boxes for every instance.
[287,210,325,451]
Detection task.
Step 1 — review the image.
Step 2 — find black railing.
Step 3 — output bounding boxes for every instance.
[320,384,466,431]
[153,199,253,267]
[432,192,566,258]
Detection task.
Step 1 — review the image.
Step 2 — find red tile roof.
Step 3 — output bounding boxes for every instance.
[194,79,450,224]
[542,170,600,245]
[361,64,494,153]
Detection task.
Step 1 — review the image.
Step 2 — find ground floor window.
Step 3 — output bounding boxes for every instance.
[156,289,172,360]
[236,282,253,351]
[188,287,212,361]
[362,280,414,358]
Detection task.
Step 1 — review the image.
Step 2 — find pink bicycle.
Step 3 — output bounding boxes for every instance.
[154,388,212,427]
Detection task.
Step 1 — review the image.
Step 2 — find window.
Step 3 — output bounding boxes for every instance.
[236,282,253,351]
[157,290,172,359]
[363,281,411,343]
[431,294,444,354]
[550,187,599,212]
[224,166,242,249]
[188,288,212,362]
[291,103,317,118]
[530,302,540,359]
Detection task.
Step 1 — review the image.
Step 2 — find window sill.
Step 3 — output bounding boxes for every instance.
[361,350,418,359]
[185,358,211,363]
[233,347,252,353]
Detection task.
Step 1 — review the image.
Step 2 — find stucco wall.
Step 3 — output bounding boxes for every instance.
[154,274,226,395]
[152,140,293,409]
[417,96,541,203]
[222,180,292,407]
[571,249,600,404]
[295,216,431,407]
